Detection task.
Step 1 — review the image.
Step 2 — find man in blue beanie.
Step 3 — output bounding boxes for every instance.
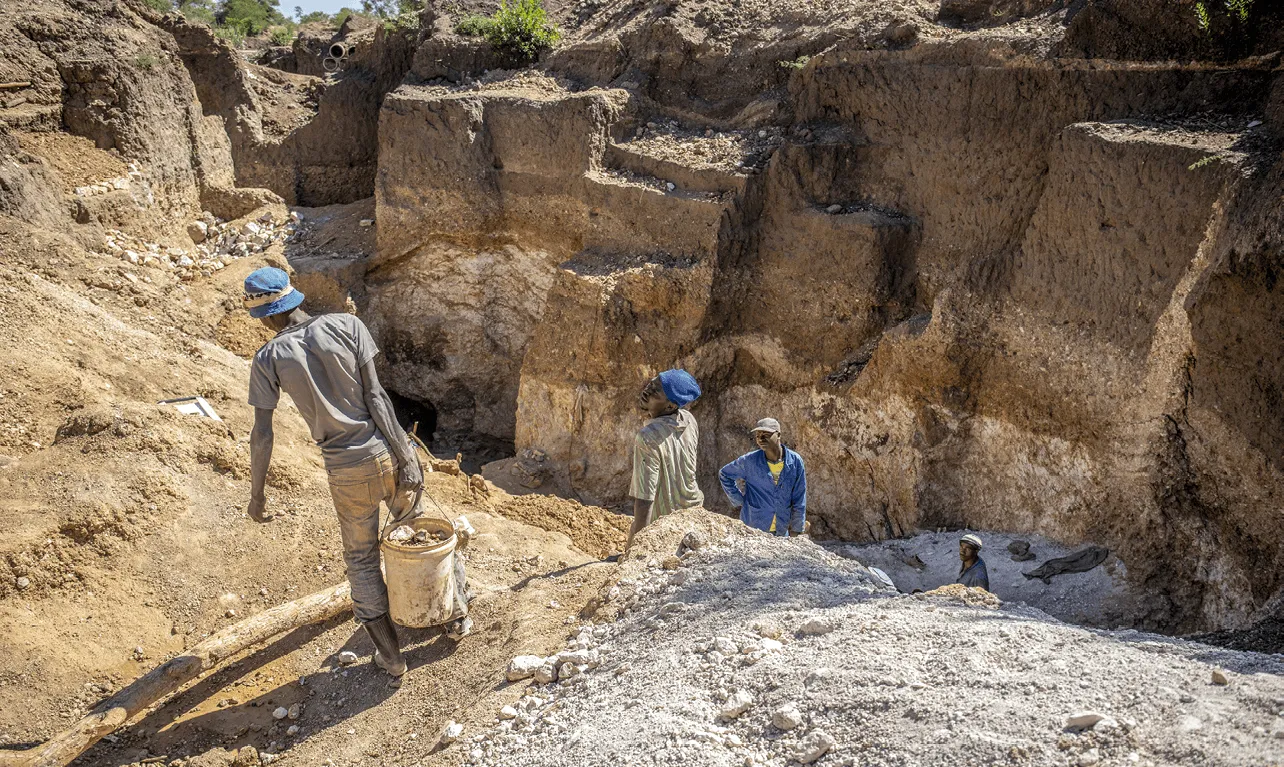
[626,369,704,551]
[242,266,422,678]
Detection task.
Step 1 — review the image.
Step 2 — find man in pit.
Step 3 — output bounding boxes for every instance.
[243,266,421,678]
[625,369,705,551]
[718,418,808,537]
[956,533,990,591]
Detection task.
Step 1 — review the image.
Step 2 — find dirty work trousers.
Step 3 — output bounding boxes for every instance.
[327,451,418,623]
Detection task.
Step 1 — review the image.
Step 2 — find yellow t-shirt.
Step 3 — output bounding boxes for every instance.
[767,459,784,531]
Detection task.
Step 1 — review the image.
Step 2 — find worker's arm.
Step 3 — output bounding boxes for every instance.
[787,456,808,536]
[358,359,422,493]
[248,407,275,523]
[625,434,660,552]
[718,456,748,509]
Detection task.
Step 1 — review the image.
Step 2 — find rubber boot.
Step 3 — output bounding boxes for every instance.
[364,613,407,677]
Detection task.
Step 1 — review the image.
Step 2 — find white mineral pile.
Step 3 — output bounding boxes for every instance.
[98,209,300,282]
[466,512,1284,767]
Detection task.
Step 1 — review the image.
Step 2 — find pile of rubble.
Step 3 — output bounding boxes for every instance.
[454,510,1284,767]
[73,161,146,198]
[98,210,300,281]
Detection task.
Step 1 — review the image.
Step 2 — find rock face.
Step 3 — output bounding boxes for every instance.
[368,32,1284,635]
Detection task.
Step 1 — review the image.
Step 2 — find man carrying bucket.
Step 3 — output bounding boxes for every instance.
[243,267,421,678]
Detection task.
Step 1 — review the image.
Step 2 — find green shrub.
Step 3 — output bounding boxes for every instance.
[455,13,491,36]
[268,24,295,44]
[179,0,217,24]
[777,55,810,70]
[217,0,288,35]
[214,23,246,46]
[135,53,159,69]
[143,0,173,12]
[332,7,355,25]
[1195,0,1255,29]
[1193,0,1267,55]
[479,0,560,62]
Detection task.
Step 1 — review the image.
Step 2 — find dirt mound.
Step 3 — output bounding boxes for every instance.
[491,494,629,559]
[922,582,1002,609]
[460,520,1284,767]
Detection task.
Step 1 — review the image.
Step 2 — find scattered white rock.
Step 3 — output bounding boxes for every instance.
[1078,748,1101,766]
[15,576,30,590]
[719,690,754,720]
[712,637,738,655]
[337,650,360,666]
[272,706,289,720]
[771,702,803,731]
[387,525,415,542]
[187,221,208,243]
[287,703,301,720]
[826,203,843,214]
[792,730,835,764]
[499,705,518,720]
[1065,711,1107,730]
[1212,669,1229,685]
[441,720,464,744]
[798,618,835,636]
[507,655,544,682]
[286,725,299,736]
[359,218,374,227]
[534,663,558,684]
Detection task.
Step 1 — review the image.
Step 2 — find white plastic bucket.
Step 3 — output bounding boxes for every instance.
[382,516,458,628]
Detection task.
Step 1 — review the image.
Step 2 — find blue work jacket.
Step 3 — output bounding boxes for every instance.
[957,558,990,591]
[718,447,807,536]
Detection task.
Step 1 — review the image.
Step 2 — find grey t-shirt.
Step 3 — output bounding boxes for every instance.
[248,313,389,469]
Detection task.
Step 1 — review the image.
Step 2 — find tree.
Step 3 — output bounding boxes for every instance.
[358,0,421,19]
[178,0,217,22]
[217,0,288,35]
[296,9,331,23]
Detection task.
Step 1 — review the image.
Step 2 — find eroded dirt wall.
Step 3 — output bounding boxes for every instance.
[369,36,1283,633]
[166,19,416,206]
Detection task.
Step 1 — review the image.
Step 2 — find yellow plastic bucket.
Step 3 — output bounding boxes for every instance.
[382,516,458,628]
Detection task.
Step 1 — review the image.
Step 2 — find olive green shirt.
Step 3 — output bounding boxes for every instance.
[629,409,704,522]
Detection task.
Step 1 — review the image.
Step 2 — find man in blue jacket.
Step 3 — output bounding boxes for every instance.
[718,418,807,537]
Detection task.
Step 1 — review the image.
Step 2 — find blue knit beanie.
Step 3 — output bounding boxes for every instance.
[658,369,701,407]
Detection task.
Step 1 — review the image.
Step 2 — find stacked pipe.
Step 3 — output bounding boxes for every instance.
[322,41,353,73]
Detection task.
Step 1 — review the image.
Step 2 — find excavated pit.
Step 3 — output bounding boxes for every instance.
[134,1,1282,639]
[4,1,1284,765]
[355,48,1283,638]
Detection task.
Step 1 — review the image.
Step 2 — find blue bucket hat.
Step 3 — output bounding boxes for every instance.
[658,369,701,407]
[243,267,304,318]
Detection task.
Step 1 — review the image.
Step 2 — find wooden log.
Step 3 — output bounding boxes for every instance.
[6,582,352,767]
[0,82,32,90]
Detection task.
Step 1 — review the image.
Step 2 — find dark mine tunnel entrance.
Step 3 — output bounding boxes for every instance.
[385,388,515,474]
[387,388,437,443]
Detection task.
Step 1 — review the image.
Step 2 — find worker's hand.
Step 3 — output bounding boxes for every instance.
[248,493,274,523]
[397,455,424,493]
